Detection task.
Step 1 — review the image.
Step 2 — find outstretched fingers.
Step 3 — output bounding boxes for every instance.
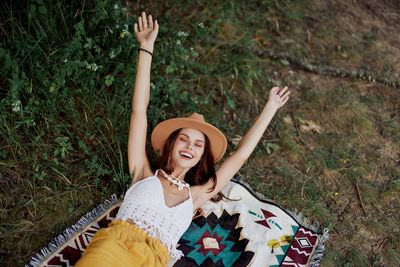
[138,16,143,31]
[136,12,157,32]
[270,86,280,95]
[282,94,290,105]
[280,89,290,105]
[268,86,290,107]
[278,86,289,96]
[154,19,159,31]
[148,14,153,29]
[280,87,290,97]
[142,11,148,29]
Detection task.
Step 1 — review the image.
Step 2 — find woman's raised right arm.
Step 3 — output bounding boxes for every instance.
[128,12,159,184]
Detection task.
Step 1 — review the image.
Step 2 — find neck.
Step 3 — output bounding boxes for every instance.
[163,167,188,181]
[173,167,189,180]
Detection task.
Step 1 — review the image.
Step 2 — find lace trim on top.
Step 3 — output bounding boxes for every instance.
[117,203,187,261]
[115,172,193,261]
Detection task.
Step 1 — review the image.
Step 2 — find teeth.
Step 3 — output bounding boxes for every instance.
[180,152,193,159]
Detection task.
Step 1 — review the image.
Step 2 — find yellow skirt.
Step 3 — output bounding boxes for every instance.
[75,219,170,267]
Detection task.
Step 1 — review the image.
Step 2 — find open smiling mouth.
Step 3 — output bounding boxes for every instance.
[180,152,193,160]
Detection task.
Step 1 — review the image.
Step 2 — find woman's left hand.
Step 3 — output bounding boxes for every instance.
[267,86,290,110]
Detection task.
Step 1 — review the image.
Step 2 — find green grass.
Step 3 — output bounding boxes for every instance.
[1,0,399,266]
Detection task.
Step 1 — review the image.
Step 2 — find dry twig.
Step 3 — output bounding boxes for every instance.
[377,237,388,250]
[355,179,367,215]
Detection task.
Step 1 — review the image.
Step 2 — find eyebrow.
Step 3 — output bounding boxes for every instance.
[179,133,204,143]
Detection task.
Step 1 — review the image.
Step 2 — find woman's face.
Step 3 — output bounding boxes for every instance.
[171,128,206,170]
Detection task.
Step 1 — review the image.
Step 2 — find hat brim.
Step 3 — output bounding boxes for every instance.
[151,118,227,163]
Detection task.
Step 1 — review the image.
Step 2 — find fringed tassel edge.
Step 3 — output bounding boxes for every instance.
[25,194,121,267]
[309,228,330,267]
[287,209,321,233]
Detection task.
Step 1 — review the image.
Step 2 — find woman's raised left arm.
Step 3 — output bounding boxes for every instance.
[193,86,290,208]
[225,86,290,163]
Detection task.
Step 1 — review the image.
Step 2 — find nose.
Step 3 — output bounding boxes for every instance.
[186,142,194,150]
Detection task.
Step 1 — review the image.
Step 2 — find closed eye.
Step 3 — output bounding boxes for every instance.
[179,137,188,142]
[178,134,204,147]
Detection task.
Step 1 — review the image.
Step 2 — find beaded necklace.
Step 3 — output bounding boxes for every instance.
[158,169,190,191]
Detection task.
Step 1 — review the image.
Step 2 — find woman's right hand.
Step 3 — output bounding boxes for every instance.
[134,11,159,51]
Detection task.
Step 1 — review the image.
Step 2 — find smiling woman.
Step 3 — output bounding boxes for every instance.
[149,112,229,204]
[171,129,205,163]
[75,11,290,267]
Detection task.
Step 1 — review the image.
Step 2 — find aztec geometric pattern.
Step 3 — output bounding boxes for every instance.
[280,227,320,267]
[177,210,255,266]
[172,179,328,267]
[26,178,328,267]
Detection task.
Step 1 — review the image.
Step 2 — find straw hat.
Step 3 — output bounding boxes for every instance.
[151,113,227,163]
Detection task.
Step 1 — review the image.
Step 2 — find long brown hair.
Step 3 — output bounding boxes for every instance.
[158,128,229,203]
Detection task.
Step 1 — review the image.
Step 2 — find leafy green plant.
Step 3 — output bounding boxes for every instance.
[53,136,73,159]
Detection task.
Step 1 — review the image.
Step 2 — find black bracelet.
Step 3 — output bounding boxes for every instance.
[138,48,153,56]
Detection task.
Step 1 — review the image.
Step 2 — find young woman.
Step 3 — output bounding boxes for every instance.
[76,11,290,267]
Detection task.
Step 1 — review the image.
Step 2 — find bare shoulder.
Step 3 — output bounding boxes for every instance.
[189,185,202,197]
[190,183,213,210]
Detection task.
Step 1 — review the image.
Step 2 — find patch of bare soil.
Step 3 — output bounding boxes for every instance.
[286,0,400,82]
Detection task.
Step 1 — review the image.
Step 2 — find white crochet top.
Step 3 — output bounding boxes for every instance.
[115,169,193,262]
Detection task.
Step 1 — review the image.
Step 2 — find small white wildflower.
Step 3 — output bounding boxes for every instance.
[12,100,21,112]
[177,31,189,37]
[63,58,68,63]
[190,47,198,57]
[86,63,99,71]
[176,40,181,45]
[114,3,119,9]
[198,22,206,29]
[49,83,56,93]
[109,50,116,59]
[150,82,155,89]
